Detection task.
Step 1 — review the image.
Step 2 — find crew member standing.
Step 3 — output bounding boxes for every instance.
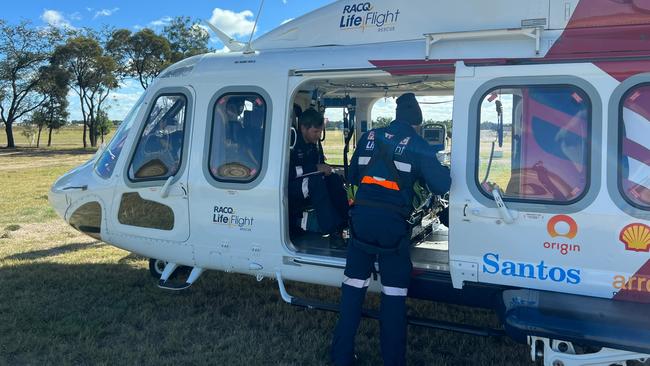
[331,93,451,366]
[289,108,349,248]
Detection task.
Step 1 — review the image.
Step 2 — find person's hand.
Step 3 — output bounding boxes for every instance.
[317,163,333,176]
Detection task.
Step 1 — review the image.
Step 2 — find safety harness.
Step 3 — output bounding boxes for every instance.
[351,131,414,255]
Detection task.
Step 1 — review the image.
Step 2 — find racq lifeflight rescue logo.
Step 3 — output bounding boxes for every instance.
[339,2,400,32]
[213,205,255,232]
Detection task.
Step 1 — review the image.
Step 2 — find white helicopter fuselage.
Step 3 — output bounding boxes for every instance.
[49,0,650,364]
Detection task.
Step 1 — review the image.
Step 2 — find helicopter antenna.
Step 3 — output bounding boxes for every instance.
[244,0,265,54]
[204,21,246,52]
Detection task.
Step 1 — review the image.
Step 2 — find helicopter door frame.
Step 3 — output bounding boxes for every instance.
[106,86,195,243]
[448,61,621,300]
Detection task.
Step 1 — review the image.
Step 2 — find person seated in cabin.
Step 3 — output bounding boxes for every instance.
[289,108,349,249]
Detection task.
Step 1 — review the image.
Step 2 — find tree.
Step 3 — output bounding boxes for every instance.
[33,64,69,147]
[163,16,210,63]
[373,116,393,129]
[95,109,112,144]
[52,34,118,148]
[0,21,62,148]
[107,28,171,89]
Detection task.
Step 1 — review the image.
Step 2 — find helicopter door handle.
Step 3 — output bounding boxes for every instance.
[160,176,175,198]
[491,187,516,224]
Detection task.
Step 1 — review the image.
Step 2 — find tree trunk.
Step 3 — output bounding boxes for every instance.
[82,123,87,148]
[5,122,15,148]
[36,125,43,148]
[48,127,53,147]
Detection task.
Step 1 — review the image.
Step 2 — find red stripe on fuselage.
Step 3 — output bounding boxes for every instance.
[370,1,650,80]
[613,260,650,304]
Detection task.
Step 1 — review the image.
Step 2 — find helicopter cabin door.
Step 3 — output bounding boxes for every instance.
[107,87,194,243]
[447,61,626,300]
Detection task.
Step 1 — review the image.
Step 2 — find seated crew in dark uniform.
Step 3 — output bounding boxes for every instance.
[289,108,349,248]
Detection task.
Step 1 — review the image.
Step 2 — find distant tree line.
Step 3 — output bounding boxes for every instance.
[0,17,211,148]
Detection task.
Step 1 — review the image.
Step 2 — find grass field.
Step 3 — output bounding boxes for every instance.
[0,127,532,365]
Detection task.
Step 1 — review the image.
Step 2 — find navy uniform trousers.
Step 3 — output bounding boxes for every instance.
[331,206,412,366]
[288,173,349,234]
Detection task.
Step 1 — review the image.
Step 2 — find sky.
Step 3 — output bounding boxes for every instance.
[4,0,334,121]
[3,1,462,123]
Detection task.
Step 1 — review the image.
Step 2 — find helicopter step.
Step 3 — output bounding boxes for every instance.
[157,262,205,291]
[275,272,505,337]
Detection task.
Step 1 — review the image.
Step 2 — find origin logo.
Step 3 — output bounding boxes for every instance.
[482,253,581,284]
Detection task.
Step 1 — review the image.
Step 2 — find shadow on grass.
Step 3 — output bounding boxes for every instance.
[4,241,103,261]
[0,147,95,158]
[0,260,532,366]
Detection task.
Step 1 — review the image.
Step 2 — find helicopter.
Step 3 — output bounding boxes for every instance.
[49,0,650,364]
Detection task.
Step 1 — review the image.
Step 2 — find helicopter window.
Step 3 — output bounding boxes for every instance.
[118,192,174,230]
[209,93,266,183]
[619,84,650,210]
[128,94,187,181]
[95,96,144,179]
[477,85,591,204]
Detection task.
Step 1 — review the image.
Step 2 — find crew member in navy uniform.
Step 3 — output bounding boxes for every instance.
[289,108,349,248]
[331,93,451,366]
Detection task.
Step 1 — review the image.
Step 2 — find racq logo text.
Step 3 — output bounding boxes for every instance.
[340,2,400,31]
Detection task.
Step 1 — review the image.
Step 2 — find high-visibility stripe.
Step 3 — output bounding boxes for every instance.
[382,286,408,296]
[343,276,371,289]
[296,166,303,177]
[358,157,371,165]
[394,161,411,172]
[302,177,309,198]
[361,176,400,191]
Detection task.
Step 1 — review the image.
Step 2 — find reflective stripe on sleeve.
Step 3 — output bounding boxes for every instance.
[343,276,371,289]
[394,161,412,173]
[382,285,408,296]
[302,177,309,198]
[296,166,303,177]
[358,157,371,165]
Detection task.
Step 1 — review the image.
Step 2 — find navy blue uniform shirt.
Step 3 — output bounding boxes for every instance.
[350,119,451,214]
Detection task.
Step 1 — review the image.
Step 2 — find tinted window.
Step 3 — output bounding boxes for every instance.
[95,96,144,179]
[477,86,591,203]
[118,192,174,230]
[129,94,187,181]
[619,84,650,209]
[209,93,266,182]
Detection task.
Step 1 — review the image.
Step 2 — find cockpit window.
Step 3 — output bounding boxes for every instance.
[209,93,266,183]
[619,84,650,210]
[477,85,591,204]
[128,94,187,181]
[94,96,144,179]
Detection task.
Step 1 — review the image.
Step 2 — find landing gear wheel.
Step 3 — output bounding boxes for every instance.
[149,258,167,279]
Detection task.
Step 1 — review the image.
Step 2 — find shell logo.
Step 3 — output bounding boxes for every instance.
[619,223,650,252]
[547,215,578,239]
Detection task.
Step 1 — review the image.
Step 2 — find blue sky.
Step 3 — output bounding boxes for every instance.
[4,1,458,123]
[4,1,334,121]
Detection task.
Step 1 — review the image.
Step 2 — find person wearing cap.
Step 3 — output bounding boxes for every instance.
[289,108,349,248]
[330,93,451,366]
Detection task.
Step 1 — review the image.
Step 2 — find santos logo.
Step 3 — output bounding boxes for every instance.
[482,253,581,284]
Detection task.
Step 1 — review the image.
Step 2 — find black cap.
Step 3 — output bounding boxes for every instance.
[396,93,423,125]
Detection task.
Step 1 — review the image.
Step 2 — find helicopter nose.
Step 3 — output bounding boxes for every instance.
[48,186,69,220]
[49,159,94,220]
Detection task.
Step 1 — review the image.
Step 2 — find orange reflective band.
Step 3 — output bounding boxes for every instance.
[361,176,400,191]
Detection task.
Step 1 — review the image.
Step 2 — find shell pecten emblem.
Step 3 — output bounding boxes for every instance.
[619,223,650,253]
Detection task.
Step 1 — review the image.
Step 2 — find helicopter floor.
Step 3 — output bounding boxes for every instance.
[290,229,450,271]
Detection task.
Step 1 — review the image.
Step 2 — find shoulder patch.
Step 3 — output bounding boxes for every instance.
[368,131,375,141]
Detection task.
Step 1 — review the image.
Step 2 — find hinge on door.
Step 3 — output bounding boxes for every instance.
[450,260,479,289]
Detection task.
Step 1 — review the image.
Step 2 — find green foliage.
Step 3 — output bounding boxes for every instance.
[95,109,112,143]
[373,116,393,128]
[163,16,210,62]
[52,34,118,147]
[107,28,172,89]
[0,21,63,147]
